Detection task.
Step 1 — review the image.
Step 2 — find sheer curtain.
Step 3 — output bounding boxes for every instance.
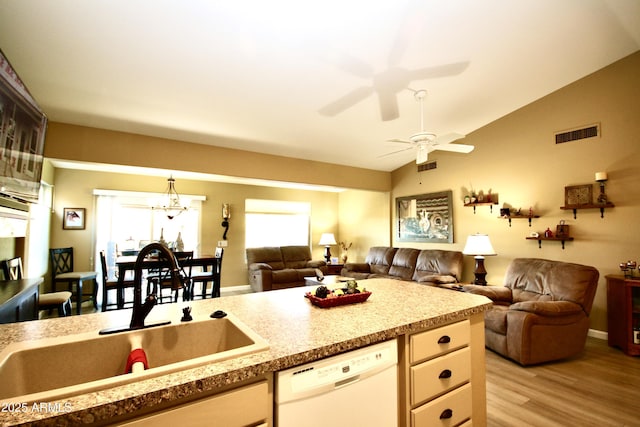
[94,189,203,281]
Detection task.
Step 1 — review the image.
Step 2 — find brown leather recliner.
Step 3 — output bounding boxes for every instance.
[246,246,327,292]
[464,258,599,365]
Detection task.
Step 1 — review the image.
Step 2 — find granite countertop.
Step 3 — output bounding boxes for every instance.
[0,279,491,426]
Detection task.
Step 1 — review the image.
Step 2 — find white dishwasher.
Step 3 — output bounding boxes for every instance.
[275,338,398,427]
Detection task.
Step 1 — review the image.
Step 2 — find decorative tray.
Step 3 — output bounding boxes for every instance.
[305,291,371,308]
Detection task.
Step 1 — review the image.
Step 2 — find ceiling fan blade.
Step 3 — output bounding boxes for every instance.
[319,86,374,116]
[328,51,375,79]
[387,138,414,144]
[434,132,465,145]
[387,0,427,67]
[408,61,470,80]
[377,90,400,121]
[378,146,414,158]
[433,143,475,153]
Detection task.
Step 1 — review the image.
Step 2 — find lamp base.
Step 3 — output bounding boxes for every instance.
[324,246,332,264]
[473,256,488,286]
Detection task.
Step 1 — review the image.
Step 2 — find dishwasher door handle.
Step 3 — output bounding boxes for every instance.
[334,374,361,389]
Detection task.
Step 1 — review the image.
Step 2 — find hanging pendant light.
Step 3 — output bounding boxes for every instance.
[155,176,188,220]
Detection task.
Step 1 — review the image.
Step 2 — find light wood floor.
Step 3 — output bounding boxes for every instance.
[485,337,640,426]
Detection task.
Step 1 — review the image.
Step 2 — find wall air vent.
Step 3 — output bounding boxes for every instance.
[555,123,600,144]
[417,161,437,172]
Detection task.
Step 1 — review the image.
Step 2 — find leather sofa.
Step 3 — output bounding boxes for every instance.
[463,258,599,365]
[246,246,327,292]
[341,246,463,285]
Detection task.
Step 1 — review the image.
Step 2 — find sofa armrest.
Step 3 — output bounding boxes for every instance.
[415,274,457,284]
[510,300,585,317]
[307,260,327,268]
[249,262,273,271]
[343,263,371,273]
[463,285,513,303]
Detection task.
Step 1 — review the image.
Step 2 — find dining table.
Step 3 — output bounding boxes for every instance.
[114,254,220,309]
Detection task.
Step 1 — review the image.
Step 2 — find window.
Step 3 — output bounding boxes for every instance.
[245,199,310,248]
[94,189,204,279]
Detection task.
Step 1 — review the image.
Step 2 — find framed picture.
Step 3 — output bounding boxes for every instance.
[396,190,453,243]
[63,208,86,230]
[564,184,593,207]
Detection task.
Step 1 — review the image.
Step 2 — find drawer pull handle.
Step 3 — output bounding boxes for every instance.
[437,335,451,344]
[440,409,453,419]
[439,369,452,379]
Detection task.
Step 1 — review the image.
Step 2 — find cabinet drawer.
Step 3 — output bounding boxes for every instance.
[411,383,472,427]
[410,320,470,363]
[411,347,471,406]
[118,380,269,427]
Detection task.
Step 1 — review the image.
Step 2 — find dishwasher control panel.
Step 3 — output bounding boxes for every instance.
[277,338,398,397]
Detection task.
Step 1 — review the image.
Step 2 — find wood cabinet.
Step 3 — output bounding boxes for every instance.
[606,275,640,356]
[0,278,40,324]
[399,316,486,427]
[115,377,272,426]
[325,263,344,275]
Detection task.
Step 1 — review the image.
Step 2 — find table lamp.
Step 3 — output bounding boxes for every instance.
[318,233,337,264]
[463,233,497,286]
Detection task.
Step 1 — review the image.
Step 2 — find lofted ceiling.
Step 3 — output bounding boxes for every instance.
[0,0,639,174]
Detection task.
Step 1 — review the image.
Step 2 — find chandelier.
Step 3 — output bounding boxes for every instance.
[155,176,188,220]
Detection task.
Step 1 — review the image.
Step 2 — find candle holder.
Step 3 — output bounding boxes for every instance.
[595,172,608,204]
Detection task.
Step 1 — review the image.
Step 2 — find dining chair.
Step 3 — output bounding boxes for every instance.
[49,247,98,315]
[2,256,72,317]
[191,247,224,299]
[99,250,135,311]
[148,251,193,303]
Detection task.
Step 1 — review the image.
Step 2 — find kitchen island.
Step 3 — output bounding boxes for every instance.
[0,278,491,426]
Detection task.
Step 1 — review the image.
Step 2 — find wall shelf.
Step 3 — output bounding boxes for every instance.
[500,214,540,227]
[464,201,499,214]
[560,202,614,219]
[526,236,574,249]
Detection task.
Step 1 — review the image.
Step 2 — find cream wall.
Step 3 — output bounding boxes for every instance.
[50,168,341,288]
[391,51,640,332]
[337,189,392,262]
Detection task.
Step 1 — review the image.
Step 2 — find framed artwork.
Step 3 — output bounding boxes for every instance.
[63,208,86,230]
[564,184,593,207]
[396,190,453,243]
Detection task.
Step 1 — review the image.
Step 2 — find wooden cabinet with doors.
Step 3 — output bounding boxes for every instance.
[606,275,640,356]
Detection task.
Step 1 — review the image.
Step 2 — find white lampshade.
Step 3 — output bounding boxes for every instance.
[462,234,496,256]
[318,233,337,246]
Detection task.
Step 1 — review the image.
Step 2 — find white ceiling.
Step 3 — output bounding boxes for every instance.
[1,0,639,173]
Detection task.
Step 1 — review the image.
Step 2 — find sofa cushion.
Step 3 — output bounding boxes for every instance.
[281,245,312,269]
[365,247,397,275]
[412,249,463,282]
[246,247,284,270]
[388,248,420,280]
[414,274,457,284]
[271,269,299,284]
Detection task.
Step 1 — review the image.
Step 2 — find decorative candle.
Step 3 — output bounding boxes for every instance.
[595,172,608,181]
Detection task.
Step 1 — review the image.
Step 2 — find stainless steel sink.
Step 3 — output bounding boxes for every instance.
[0,314,268,402]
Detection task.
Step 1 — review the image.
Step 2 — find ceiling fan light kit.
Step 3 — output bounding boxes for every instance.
[383,89,475,164]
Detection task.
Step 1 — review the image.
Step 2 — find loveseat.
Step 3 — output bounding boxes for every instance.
[341,246,463,285]
[463,258,599,365]
[246,246,327,292]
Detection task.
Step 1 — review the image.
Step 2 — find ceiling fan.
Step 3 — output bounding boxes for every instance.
[317,1,469,122]
[382,89,474,164]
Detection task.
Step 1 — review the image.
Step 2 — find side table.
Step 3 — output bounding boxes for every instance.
[326,263,344,275]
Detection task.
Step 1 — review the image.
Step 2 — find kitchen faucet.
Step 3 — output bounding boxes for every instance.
[130,243,183,329]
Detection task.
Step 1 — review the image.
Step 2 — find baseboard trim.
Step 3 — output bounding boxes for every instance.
[588,329,608,340]
[220,285,252,295]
